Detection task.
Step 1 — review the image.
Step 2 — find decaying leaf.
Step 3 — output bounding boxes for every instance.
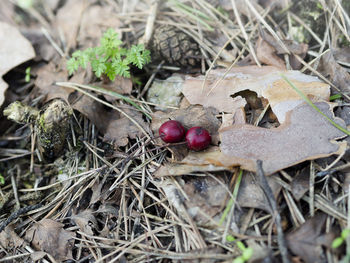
[182,176,229,222]
[103,106,151,146]
[0,225,25,249]
[34,62,72,101]
[291,167,310,201]
[25,219,75,261]
[54,0,86,50]
[147,74,184,110]
[72,209,97,236]
[237,173,281,212]
[182,66,329,122]
[256,36,286,69]
[156,102,347,176]
[220,102,347,175]
[0,21,35,106]
[70,93,150,146]
[78,4,121,48]
[319,51,350,94]
[98,76,133,96]
[260,31,308,69]
[286,213,335,263]
[154,147,227,177]
[158,176,229,224]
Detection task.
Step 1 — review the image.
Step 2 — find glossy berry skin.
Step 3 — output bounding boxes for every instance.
[186,127,211,151]
[159,120,186,143]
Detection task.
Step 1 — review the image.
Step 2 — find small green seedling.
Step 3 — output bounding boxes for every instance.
[17,0,33,9]
[67,28,151,80]
[25,67,31,82]
[329,93,342,101]
[226,235,253,263]
[332,228,350,249]
[0,173,4,185]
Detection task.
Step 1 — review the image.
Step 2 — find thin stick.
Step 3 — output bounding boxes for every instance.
[256,160,290,263]
[0,203,43,232]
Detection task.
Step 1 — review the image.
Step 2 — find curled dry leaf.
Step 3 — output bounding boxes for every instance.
[182,176,229,223]
[256,36,286,69]
[0,22,35,106]
[25,219,75,261]
[237,173,281,212]
[158,176,229,224]
[319,51,350,94]
[72,209,98,236]
[0,225,25,249]
[286,213,336,263]
[182,66,329,123]
[156,102,347,176]
[260,30,308,69]
[70,94,150,147]
[291,167,310,201]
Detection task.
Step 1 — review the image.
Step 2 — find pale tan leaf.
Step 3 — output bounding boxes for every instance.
[182,66,329,122]
[0,22,35,106]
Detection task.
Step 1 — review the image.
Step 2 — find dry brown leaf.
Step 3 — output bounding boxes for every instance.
[220,102,347,175]
[78,5,122,48]
[103,106,150,147]
[0,22,35,106]
[155,102,347,176]
[154,147,230,177]
[182,66,329,123]
[237,173,281,212]
[159,176,228,224]
[97,76,133,96]
[38,74,150,147]
[261,31,308,55]
[34,62,73,101]
[25,219,75,261]
[319,51,350,94]
[72,210,97,236]
[286,213,328,263]
[256,36,286,69]
[291,167,310,201]
[54,0,87,50]
[182,176,229,222]
[333,47,350,63]
[0,225,25,249]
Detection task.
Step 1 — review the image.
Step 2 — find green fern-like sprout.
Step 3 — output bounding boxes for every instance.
[67,28,151,81]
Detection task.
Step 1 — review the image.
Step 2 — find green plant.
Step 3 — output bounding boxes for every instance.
[226,235,253,263]
[25,67,31,82]
[0,173,4,185]
[332,228,350,249]
[67,28,151,80]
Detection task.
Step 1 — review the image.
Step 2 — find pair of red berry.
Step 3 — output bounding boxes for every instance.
[159,120,211,151]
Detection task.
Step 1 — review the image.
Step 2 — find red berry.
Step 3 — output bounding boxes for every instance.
[159,120,186,143]
[186,127,211,151]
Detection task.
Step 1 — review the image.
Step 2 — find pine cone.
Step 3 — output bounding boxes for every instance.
[151,25,201,68]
